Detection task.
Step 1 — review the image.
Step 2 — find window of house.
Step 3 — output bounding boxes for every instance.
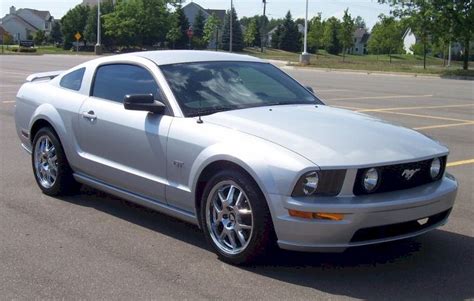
[92,64,160,103]
[60,67,86,91]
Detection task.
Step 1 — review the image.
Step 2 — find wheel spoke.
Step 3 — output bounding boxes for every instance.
[235,190,243,207]
[218,190,228,207]
[236,230,247,246]
[238,223,252,230]
[226,185,236,205]
[227,231,237,249]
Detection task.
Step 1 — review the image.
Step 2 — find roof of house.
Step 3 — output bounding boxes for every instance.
[17,8,51,20]
[0,25,10,36]
[354,28,370,44]
[205,9,226,23]
[2,14,38,31]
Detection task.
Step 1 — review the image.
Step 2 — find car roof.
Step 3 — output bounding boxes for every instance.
[130,50,263,66]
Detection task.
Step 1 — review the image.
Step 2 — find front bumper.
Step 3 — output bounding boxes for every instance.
[268,173,458,252]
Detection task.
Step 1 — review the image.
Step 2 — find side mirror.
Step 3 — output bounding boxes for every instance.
[305,86,315,94]
[124,94,166,114]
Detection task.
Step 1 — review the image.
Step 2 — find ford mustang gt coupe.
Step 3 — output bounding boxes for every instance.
[15,50,457,264]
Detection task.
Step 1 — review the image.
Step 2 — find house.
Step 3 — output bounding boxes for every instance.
[349,28,370,55]
[0,6,54,42]
[402,28,417,55]
[0,25,13,44]
[182,2,226,49]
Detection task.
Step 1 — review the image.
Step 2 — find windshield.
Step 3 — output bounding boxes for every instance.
[160,61,323,117]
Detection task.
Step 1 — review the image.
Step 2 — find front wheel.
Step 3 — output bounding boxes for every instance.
[200,169,274,265]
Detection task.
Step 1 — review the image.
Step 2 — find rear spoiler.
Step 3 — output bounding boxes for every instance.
[26,70,65,82]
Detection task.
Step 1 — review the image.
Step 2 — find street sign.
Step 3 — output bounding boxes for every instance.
[74,32,81,41]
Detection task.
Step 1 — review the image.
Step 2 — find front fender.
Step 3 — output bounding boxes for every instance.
[189,139,316,198]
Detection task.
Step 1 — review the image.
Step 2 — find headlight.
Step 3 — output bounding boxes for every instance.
[430,157,442,179]
[292,170,346,197]
[362,168,380,193]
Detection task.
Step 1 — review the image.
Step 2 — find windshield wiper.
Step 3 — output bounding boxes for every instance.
[188,105,237,117]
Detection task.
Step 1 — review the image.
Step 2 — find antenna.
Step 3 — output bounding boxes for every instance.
[197,97,203,124]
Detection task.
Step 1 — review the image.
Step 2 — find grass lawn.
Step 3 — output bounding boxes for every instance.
[244,47,473,77]
[0,45,95,55]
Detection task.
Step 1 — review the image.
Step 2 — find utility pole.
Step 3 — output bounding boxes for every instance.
[95,0,103,55]
[260,0,267,53]
[299,0,310,65]
[229,0,233,52]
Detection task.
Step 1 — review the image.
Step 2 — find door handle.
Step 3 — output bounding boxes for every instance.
[82,110,97,121]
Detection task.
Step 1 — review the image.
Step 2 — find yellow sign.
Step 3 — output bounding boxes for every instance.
[74,32,81,41]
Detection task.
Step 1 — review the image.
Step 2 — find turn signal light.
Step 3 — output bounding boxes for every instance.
[288,209,344,221]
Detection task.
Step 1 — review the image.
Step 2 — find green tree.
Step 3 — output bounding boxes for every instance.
[84,1,114,46]
[141,0,170,46]
[192,10,207,49]
[340,8,355,61]
[244,18,258,46]
[322,17,342,55]
[278,11,300,52]
[355,16,366,29]
[61,4,90,49]
[166,13,182,49]
[307,13,323,53]
[367,15,404,62]
[33,30,46,46]
[172,5,190,49]
[221,7,244,52]
[270,25,283,49]
[380,0,473,70]
[103,0,143,47]
[49,22,62,44]
[203,13,221,50]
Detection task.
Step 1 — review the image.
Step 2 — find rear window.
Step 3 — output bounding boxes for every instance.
[60,68,85,91]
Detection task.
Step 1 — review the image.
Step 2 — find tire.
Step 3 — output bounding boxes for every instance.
[31,127,80,196]
[200,169,274,265]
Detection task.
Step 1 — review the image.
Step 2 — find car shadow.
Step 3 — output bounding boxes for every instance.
[61,186,473,300]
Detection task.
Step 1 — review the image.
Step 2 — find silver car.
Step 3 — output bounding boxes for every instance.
[15,51,458,264]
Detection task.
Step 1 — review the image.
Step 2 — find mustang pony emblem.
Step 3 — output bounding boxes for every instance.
[402,168,421,180]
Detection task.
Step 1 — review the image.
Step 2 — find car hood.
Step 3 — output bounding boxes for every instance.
[203,105,448,168]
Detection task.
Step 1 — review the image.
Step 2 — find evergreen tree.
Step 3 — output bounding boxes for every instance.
[50,22,62,44]
[322,17,342,55]
[340,8,355,61]
[270,25,283,48]
[173,5,190,49]
[279,11,300,52]
[192,10,206,49]
[221,7,244,52]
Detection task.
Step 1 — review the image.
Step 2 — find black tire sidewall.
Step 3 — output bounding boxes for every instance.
[200,169,274,265]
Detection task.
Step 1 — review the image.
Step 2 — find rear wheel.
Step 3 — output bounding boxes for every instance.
[32,127,80,196]
[200,169,274,265]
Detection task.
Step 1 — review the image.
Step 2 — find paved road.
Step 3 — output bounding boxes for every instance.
[1,55,473,300]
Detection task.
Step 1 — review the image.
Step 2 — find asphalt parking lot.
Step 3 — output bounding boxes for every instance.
[1,55,473,300]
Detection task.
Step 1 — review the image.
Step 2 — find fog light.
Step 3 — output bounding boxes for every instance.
[363,168,380,193]
[288,209,344,221]
[430,157,442,179]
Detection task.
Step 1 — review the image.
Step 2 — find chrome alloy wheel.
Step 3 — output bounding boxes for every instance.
[206,181,254,255]
[34,135,58,189]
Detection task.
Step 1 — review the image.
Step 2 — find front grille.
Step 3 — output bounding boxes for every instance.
[350,209,451,243]
[353,156,446,195]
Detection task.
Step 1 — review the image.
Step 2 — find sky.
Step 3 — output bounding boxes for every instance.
[0,0,392,29]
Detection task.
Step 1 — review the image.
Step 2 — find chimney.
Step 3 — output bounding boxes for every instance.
[10,6,16,14]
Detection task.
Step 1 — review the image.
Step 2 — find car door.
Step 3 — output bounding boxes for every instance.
[75,63,172,204]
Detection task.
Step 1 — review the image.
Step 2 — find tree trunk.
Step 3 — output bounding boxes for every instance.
[343,47,345,62]
[389,49,392,64]
[423,42,427,70]
[463,37,470,70]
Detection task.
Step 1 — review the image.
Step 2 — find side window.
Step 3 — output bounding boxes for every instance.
[60,68,85,91]
[92,64,160,103]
